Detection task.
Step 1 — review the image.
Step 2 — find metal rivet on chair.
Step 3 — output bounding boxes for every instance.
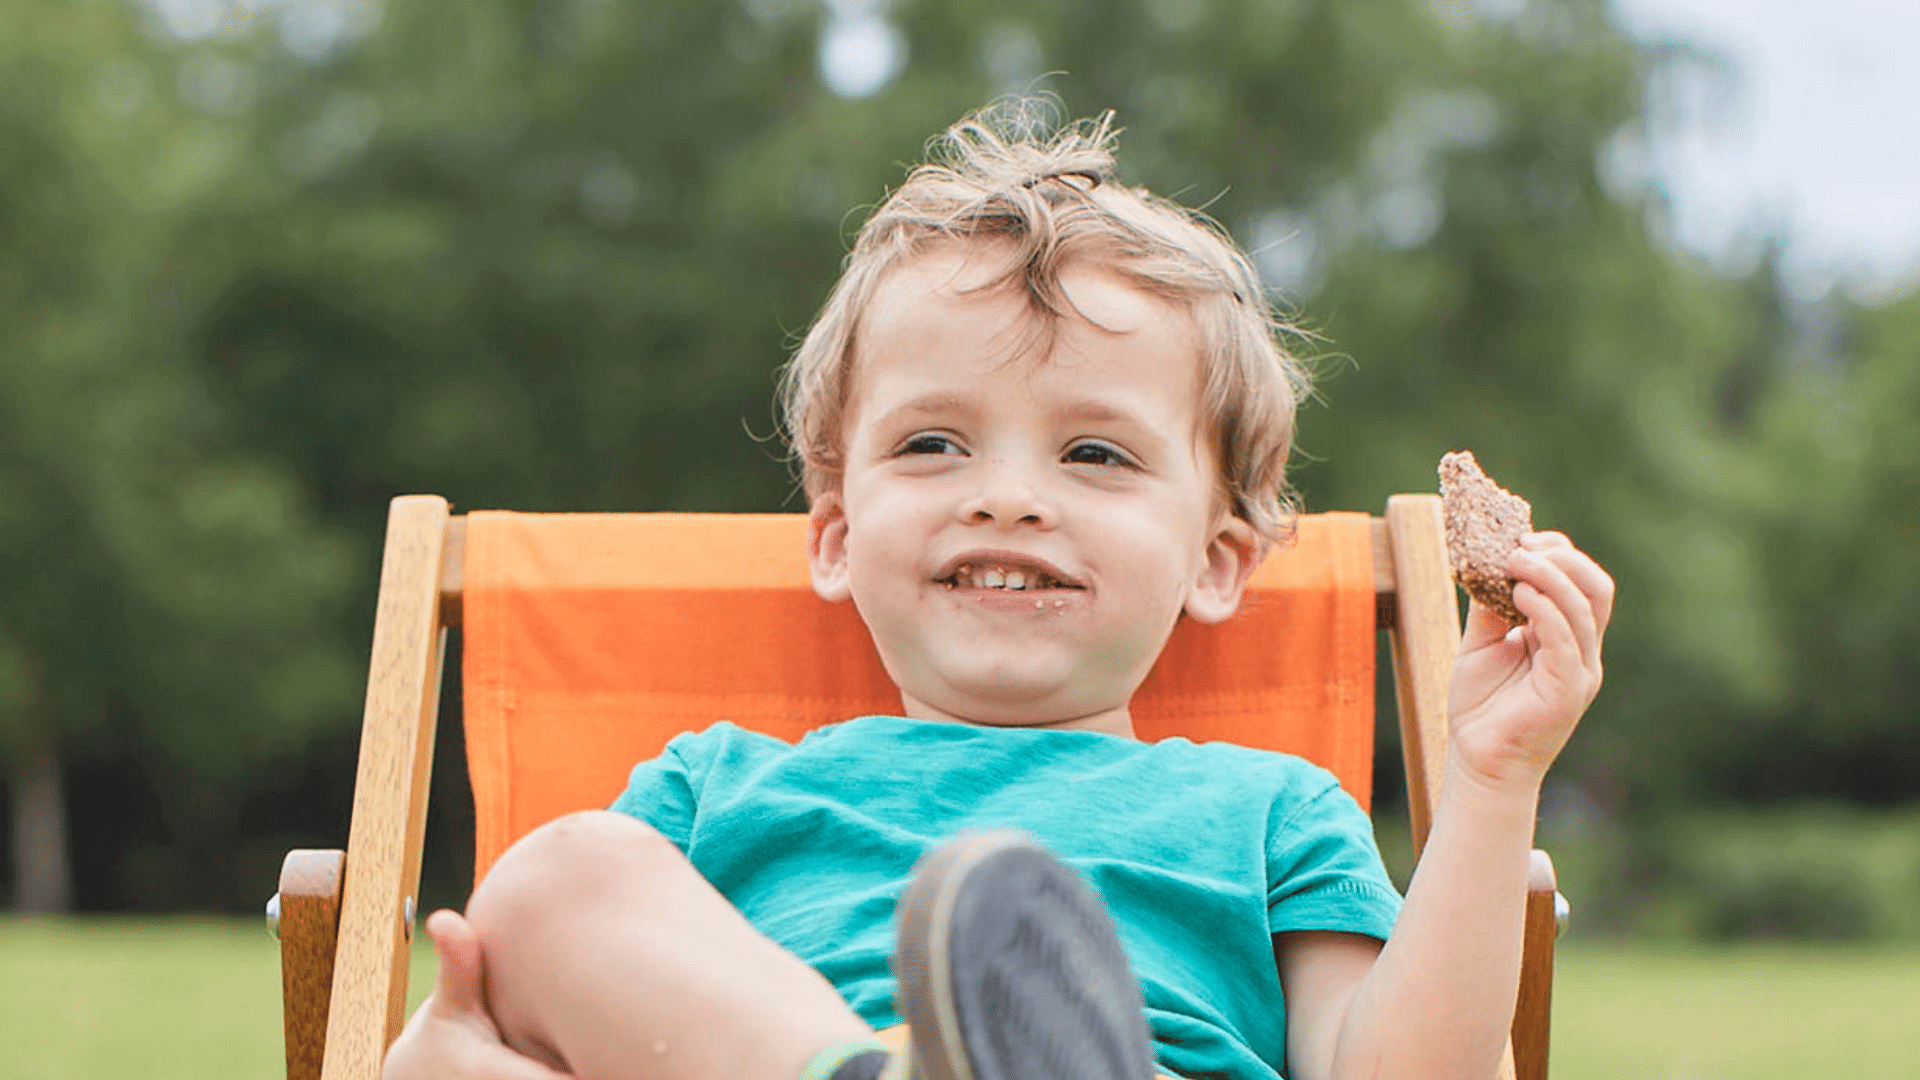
[266,893,282,940]
[1554,891,1570,939]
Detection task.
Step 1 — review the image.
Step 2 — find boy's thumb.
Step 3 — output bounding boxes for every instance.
[423,908,487,1017]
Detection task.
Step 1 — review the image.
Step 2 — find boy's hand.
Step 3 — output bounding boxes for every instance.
[1445,531,1613,795]
[383,909,574,1080]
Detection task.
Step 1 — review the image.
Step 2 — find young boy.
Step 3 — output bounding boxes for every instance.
[383,107,1613,1080]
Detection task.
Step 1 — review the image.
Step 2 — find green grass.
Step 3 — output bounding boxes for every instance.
[0,917,438,1080]
[4,918,1918,1079]
[1551,943,1920,1078]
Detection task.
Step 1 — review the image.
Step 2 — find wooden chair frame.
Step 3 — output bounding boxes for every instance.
[274,493,1562,1080]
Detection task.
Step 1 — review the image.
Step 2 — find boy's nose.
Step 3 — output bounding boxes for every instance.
[962,464,1055,528]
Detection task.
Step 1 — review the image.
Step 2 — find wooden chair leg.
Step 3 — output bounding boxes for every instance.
[279,849,347,1080]
[323,495,450,1080]
[1512,848,1559,1080]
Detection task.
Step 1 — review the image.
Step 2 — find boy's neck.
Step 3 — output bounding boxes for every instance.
[897,693,1139,739]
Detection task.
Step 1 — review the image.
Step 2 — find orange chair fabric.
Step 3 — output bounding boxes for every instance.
[463,512,1377,883]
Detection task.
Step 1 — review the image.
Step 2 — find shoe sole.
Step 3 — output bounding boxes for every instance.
[894,831,1154,1080]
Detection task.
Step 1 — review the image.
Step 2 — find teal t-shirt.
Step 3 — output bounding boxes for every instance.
[608,716,1400,1080]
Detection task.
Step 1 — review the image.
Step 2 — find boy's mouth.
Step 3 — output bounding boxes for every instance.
[935,556,1085,592]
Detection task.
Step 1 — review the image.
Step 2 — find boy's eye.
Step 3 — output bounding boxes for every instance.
[1063,441,1135,468]
[898,433,964,456]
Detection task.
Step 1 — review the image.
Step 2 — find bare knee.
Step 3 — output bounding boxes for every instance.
[467,810,681,944]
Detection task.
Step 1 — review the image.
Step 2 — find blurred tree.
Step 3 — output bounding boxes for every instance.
[188,0,1780,812]
[1719,284,1920,804]
[0,3,358,911]
[1266,0,1790,801]
[4,0,1917,911]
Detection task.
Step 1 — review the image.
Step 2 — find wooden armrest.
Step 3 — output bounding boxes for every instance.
[279,849,347,1080]
[1512,848,1559,1080]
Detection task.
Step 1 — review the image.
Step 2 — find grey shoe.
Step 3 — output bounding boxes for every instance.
[893,831,1156,1080]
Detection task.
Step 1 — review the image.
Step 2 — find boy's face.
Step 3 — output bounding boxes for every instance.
[808,245,1261,736]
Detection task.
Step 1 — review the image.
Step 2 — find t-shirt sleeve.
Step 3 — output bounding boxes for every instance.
[1265,778,1403,942]
[606,732,707,853]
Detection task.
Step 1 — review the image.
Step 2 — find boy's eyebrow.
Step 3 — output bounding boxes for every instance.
[875,392,973,424]
[875,392,1162,440]
[1053,400,1147,427]
[1053,400,1170,449]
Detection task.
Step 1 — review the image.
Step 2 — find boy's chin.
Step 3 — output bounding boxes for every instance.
[878,639,1149,729]
[904,677,1133,731]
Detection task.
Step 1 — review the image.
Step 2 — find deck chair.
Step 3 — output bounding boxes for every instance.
[271,494,1563,1080]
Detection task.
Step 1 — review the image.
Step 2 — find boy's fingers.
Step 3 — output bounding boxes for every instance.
[415,910,581,1078]
[1518,531,1570,551]
[424,909,489,1020]
[1459,593,1519,651]
[1508,550,1601,669]
[1512,585,1604,720]
[1552,547,1615,636]
[1524,533,1615,635]
[1508,580,1589,693]
[1466,533,1612,658]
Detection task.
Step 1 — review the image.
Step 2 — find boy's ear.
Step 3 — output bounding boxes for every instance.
[808,492,852,602]
[1183,515,1265,625]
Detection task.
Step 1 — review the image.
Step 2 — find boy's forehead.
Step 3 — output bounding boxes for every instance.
[860,244,1022,339]
[861,244,1192,355]
[846,247,1210,445]
[882,242,1016,297]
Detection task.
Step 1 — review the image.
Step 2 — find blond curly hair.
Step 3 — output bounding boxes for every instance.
[779,102,1309,542]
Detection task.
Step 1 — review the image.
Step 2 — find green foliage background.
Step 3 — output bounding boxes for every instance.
[2,0,1915,913]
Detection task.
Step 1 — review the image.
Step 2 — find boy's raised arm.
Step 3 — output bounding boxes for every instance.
[1280,531,1613,1080]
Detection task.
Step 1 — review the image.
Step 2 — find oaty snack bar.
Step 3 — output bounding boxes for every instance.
[1438,450,1531,625]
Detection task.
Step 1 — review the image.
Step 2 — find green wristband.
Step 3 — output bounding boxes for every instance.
[798,1038,894,1080]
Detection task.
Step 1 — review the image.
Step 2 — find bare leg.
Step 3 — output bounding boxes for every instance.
[466,810,875,1080]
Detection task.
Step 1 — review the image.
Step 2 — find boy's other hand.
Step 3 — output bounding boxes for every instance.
[1445,531,1613,796]
[383,909,575,1080]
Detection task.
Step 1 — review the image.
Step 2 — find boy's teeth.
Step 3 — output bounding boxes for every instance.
[946,563,1068,590]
